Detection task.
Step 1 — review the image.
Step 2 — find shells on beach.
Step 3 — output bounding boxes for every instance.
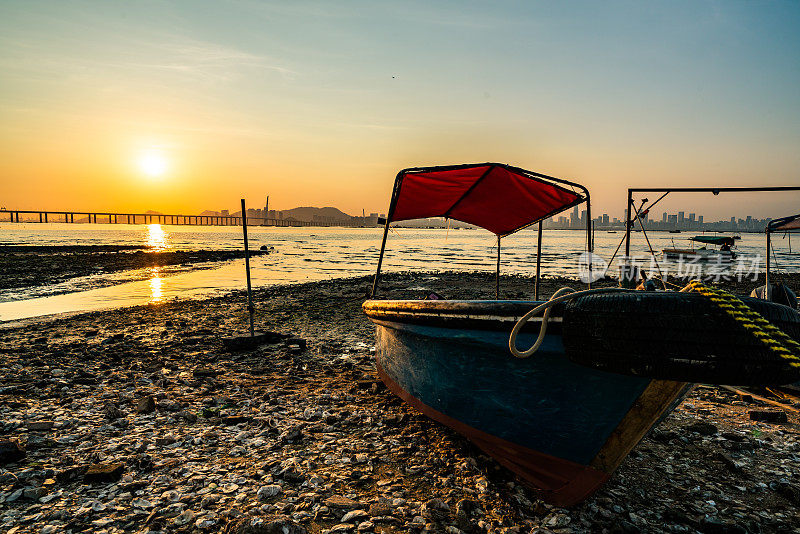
[0,274,799,532]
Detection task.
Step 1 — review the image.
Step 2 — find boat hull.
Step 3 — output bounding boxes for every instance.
[662,248,735,262]
[364,300,689,506]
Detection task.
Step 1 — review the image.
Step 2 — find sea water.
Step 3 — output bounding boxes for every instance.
[1,222,797,321]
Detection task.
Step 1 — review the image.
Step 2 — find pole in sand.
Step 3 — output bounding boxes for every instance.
[241,198,255,337]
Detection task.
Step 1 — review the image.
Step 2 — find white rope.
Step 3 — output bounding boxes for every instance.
[508,286,628,359]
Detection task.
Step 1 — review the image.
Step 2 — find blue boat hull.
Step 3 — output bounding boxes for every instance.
[364,300,689,505]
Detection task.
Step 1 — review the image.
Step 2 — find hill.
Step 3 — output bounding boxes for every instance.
[281,206,353,221]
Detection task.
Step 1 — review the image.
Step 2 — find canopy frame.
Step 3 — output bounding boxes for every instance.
[371,163,591,298]
[766,213,800,298]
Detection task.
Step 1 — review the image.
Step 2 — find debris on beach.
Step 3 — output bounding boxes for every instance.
[1,273,799,533]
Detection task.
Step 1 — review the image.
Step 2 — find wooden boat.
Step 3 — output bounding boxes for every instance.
[363,164,691,506]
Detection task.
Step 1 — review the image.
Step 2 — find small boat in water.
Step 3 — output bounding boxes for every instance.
[662,235,737,262]
[363,163,693,505]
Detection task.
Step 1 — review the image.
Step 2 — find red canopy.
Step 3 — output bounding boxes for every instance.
[389,163,586,236]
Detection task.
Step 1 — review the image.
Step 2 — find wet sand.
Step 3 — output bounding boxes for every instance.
[0,246,270,292]
[1,273,799,533]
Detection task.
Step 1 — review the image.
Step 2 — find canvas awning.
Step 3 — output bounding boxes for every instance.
[769,213,800,232]
[388,163,586,237]
[690,235,735,246]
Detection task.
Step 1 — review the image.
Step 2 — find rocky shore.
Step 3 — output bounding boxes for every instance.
[1,273,799,533]
[0,246,271,292]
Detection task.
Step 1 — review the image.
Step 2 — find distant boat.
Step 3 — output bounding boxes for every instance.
[668,229,681,233]
[662,235,736,262]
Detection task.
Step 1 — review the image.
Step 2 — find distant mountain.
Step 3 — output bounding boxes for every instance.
[199,210,220,216]
[144,210,163,215]
[281,206,354,221]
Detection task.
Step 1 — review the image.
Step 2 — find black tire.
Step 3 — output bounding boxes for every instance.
[562,292,800,386]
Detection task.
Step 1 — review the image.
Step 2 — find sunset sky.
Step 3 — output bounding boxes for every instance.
[1,1,799,219]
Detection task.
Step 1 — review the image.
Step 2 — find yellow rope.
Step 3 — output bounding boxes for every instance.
[688,279,800,367]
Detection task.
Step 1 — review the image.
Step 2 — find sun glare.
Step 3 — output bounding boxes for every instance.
[138,150,168,178]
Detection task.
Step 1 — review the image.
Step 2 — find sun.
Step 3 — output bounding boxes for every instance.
[138,149,168,178]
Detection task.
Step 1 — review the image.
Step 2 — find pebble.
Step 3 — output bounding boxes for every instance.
[0,275,798,533]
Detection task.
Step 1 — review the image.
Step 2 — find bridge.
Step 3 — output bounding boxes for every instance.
[0,209,366,227]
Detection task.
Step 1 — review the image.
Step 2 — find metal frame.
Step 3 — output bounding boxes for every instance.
[371,163,592,298]
[624,186,800,257]
[765,213,800,298]
[624,187,800,295]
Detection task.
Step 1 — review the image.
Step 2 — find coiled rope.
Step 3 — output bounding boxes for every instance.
[685,280,800,368]
[508,286,627,358]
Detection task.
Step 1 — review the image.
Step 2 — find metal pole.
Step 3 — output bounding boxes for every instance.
[496,235,501,299]
[766,229,771,300]
[535,222,543,301]
[240,199,255,337]
[586,197,592,289]
[371,217,391,298]
[624,189,632,257]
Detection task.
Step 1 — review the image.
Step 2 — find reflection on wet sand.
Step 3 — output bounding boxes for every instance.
[149,267,163,303]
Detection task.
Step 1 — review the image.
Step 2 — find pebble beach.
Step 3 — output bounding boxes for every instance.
[2,272,800,533]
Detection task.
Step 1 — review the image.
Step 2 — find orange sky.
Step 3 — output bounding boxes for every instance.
[1,2,799,219]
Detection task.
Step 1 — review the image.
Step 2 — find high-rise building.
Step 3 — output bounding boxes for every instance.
[662,212,668,223]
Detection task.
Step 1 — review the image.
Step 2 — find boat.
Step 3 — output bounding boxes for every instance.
[662,235,736,262]
[362,163,693,506]
[668,229,681,233]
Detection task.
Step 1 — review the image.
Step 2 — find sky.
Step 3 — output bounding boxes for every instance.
[1,0,799,219]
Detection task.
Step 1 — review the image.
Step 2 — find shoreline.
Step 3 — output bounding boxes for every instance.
[1,273,799,533]
[0,246,272,293]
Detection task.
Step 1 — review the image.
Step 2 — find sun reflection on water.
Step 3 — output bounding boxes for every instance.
[146,224,168,251]
[149,267,163,303]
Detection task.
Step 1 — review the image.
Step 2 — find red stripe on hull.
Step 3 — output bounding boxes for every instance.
[376,363,609,507]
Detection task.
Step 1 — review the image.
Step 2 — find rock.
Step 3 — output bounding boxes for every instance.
[368,500,394,517]
[257,484,282,500]
[687,422,718,436]
[748,410,788,424]
[325,495,364,509]
[22,486,47,500]
[0,439,25,464]
[174,509,197,526]
[773,480,800,505]
[421,498,450,521]
[357,521,375,532]
[285,337,308,350]
[25,420,54,431]
[102,403,124,420]
[137,395,157,414]
[224,515,308,534]
[222,415,252,425]
[454,499,478,529]
[84,462,125,482]
[700,515,747,534]
[330,525,355,533]
[342,509,369,522]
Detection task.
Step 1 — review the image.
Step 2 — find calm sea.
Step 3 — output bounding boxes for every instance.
[1,222,797,322]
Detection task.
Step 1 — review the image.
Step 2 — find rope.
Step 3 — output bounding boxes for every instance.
[508,286,627,358]
[686,280,800,368]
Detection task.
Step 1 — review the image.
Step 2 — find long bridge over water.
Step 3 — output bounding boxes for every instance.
[0,209,368,228]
